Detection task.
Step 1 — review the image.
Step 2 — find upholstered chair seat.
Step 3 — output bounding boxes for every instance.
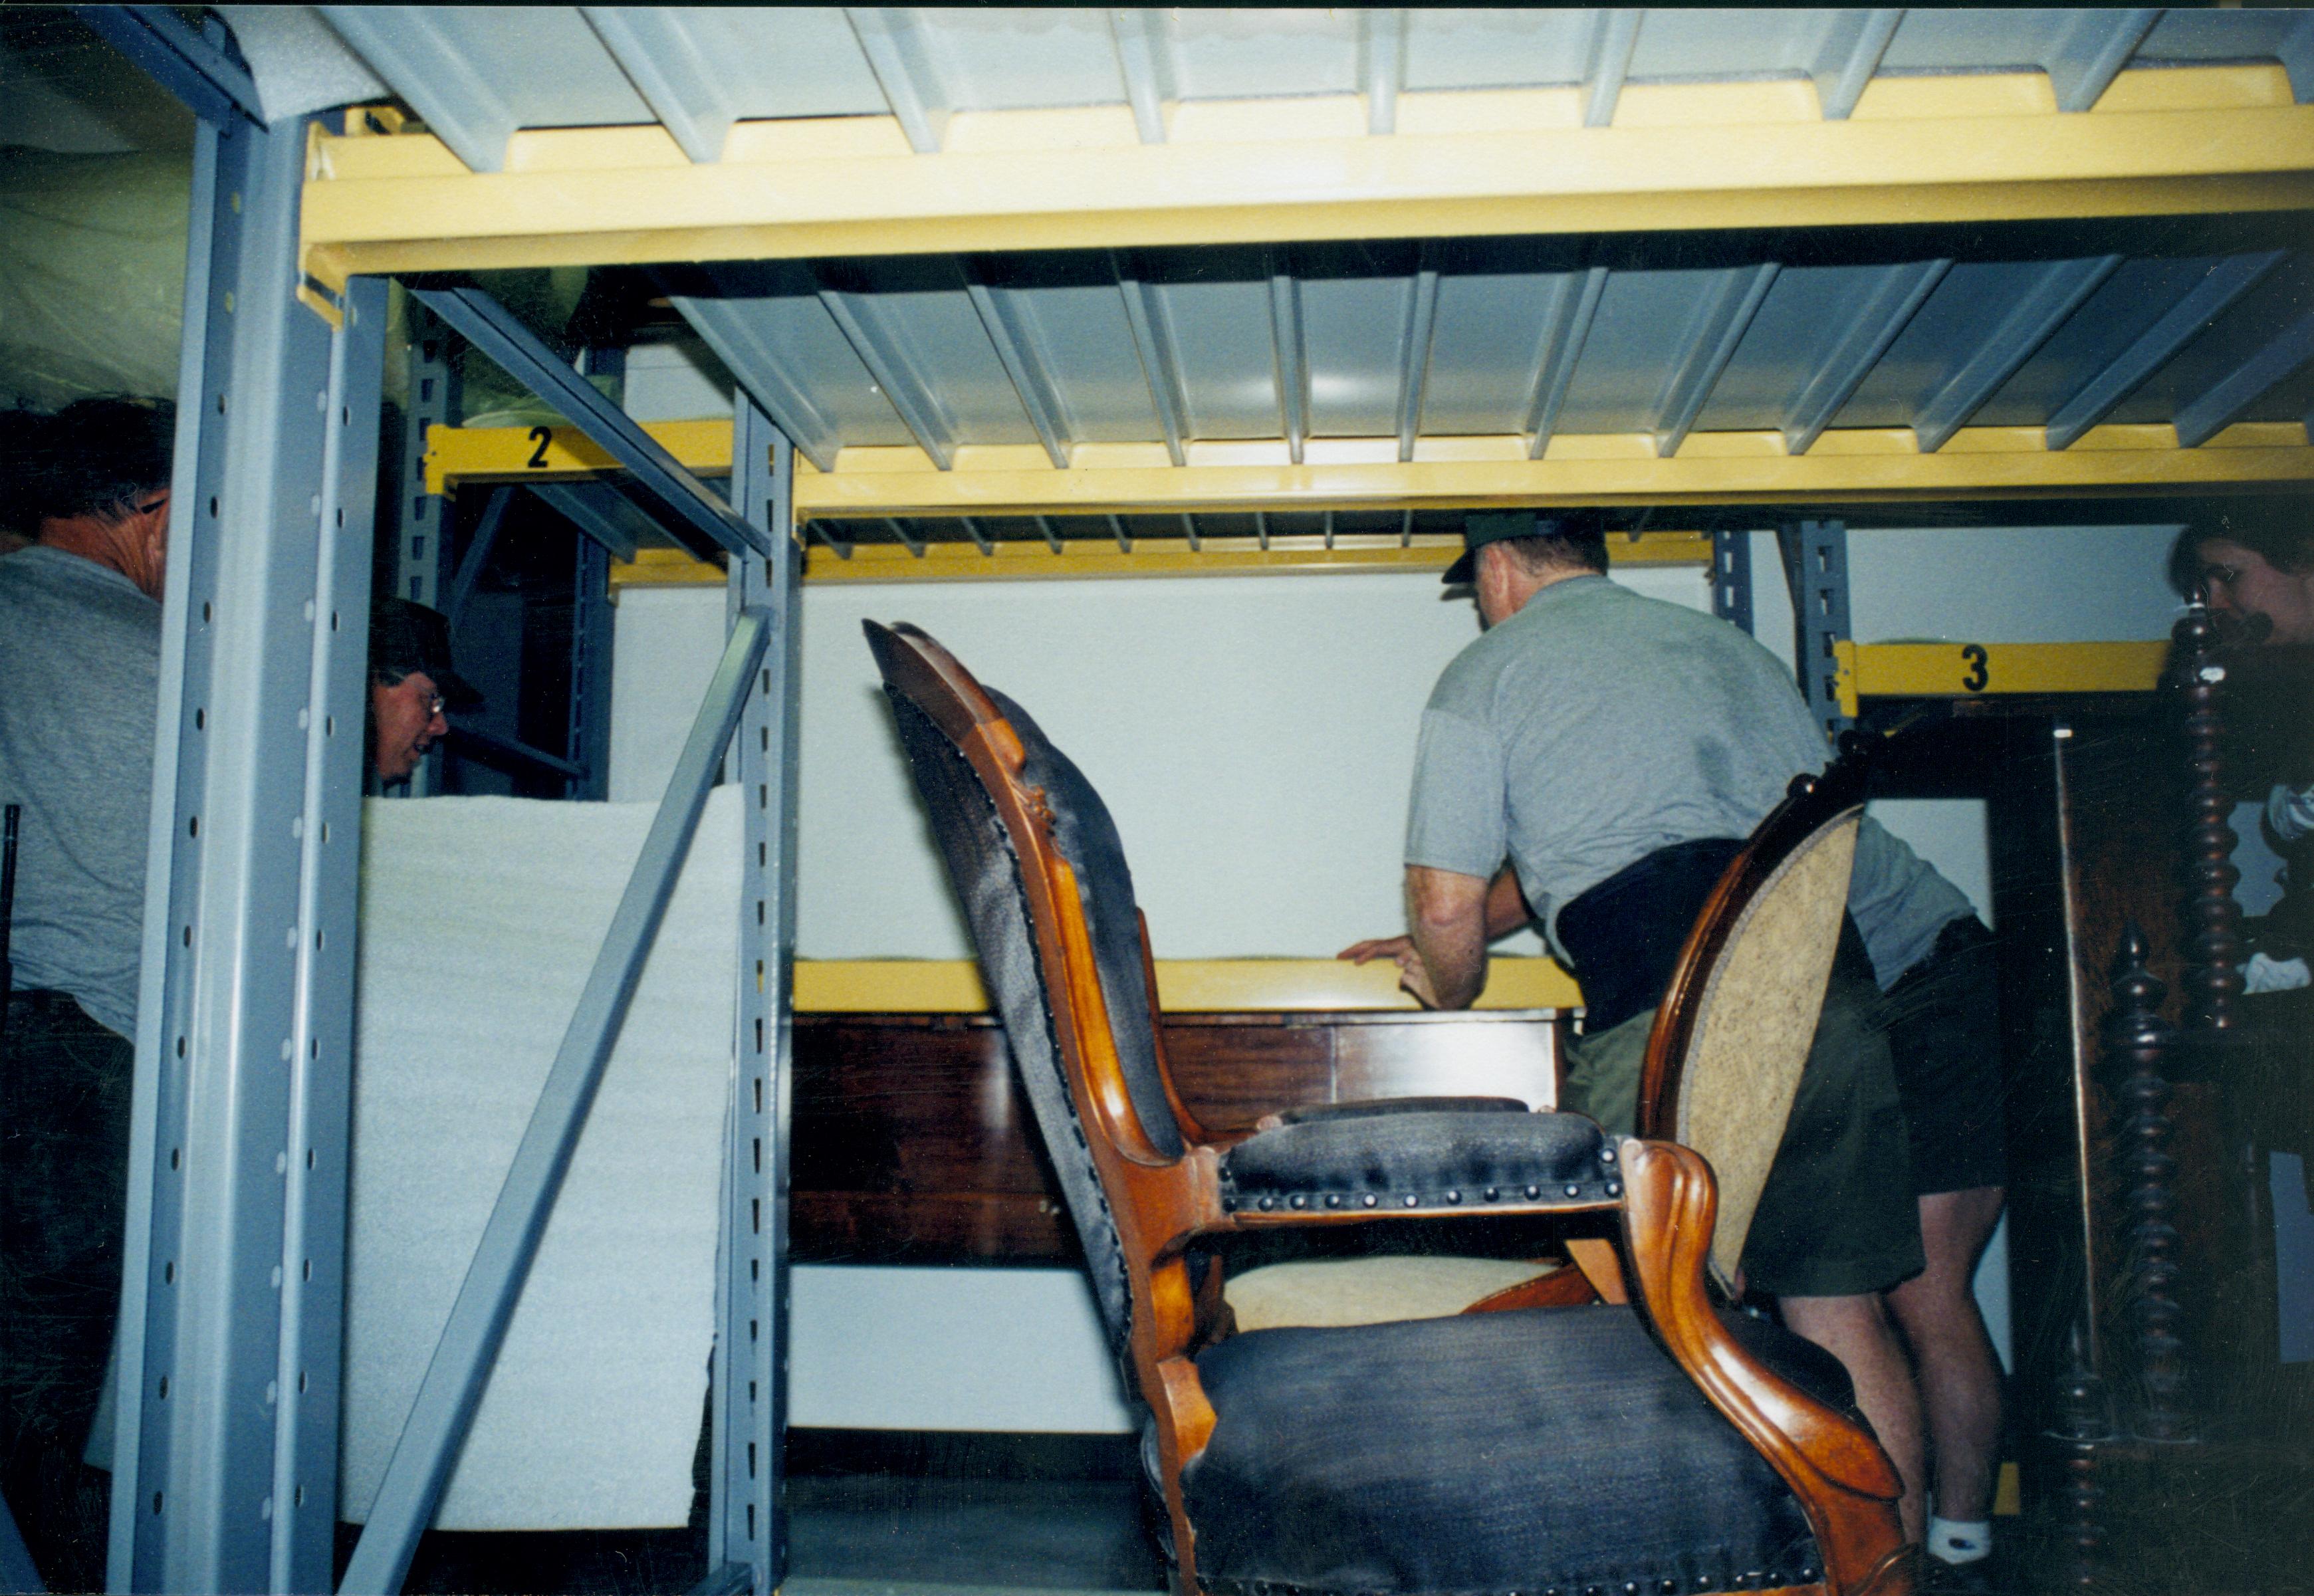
[1186,1304,1854,1596]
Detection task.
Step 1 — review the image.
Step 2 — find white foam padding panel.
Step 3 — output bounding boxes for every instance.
[340,788,739,1530]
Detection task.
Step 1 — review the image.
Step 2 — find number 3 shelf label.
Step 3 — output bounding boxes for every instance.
[1960,643,1989,692]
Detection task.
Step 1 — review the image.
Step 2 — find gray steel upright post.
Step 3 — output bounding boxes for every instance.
[393,301,456,612]
[1711,528,1754,635]
[1776,518,1855,739]
[392,301,457,795]
[110,110,381,1595]
[567,537,616,802]
[701,398,799,1596]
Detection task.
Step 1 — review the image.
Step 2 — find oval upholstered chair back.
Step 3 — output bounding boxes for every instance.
[1637,756,1869,1285]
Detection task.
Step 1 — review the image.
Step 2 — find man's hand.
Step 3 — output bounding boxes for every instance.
[1395,946,1448,1008]
[1336,933,1445,1006]
[1337,934,1415,969]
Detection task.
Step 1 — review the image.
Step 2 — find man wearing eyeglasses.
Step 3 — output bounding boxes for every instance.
[0,396,175,1591]
[368,597,482,785]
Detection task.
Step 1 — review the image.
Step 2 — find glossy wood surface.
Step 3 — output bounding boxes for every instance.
[792,1009,1564,1262]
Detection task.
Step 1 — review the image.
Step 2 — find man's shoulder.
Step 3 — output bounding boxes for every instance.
[0,546,156,618]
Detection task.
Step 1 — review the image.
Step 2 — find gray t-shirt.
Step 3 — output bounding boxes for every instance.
[0,546,162,1036]
[1405,575,1829,959]
[1848,816,1975,990]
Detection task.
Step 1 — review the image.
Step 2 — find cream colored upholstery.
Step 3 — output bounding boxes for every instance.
[1671,814,1860,1283]
[1223,1256,1562,1330]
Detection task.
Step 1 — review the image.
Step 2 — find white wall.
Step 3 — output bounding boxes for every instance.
[616,562,1716,961]
[788,1266,1132,1433]
[621,528,2192,955]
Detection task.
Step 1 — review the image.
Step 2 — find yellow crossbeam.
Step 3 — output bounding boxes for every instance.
[428,421,2314,511]
[304,71,2314,286]
[604,532,1708,590]
[795,957,1582,1014]
[1835,640,2172,715]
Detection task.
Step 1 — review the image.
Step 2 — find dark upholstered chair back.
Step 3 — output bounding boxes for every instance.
[869,623,1181,1359]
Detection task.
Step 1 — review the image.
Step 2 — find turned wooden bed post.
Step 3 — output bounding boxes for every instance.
[2103,923,2193,1444]
[2174,602,2246,1035]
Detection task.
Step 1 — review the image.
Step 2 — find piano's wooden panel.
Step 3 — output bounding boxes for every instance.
[790,1009,1565,1263]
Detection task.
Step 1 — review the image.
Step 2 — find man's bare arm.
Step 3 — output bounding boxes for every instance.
[1403,865,1491,1010]
[1340,865,1533,971]
[1480,867,1533,940]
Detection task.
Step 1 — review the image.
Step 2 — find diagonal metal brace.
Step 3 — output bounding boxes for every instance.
[446,723,587,781]
[74,6,266,128]
[532,481,643,564]
[412,285,770,560]
[338,610,773,1596]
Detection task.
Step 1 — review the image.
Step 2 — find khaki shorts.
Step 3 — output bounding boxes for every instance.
[1563,956,1924,1298]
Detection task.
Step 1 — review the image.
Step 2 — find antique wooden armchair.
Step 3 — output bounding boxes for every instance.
[866,620,1910,1596]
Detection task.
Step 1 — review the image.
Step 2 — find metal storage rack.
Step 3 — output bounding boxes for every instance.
[47,7,2314,1595]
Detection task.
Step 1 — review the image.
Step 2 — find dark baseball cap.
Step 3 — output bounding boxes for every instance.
[369,597,483,709]
[1443,510,1609,584]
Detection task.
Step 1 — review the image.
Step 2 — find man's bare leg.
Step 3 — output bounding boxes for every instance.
[1887,1187,2006,1522]
[1781,1291,1927,1541]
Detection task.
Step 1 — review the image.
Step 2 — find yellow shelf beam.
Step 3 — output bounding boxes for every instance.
[1835,639,2171,714]
[430,421,2314,514]
[305,70,2314,288]
[795,957,1581,1014]
[607,532,1711,591]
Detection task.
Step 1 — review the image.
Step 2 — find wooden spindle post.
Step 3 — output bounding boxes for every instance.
[2105,924,2196,1443]
[2172,600,2246,1032]
[2041,1319,2116,1591]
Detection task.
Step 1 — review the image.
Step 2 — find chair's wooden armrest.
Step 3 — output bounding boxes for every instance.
[1618,1137,1912,1595]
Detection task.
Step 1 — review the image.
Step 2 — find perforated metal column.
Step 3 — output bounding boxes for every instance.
[705,396,799,1596]
[392,300,457,794]
[1711,528,1754,635]
[1778,519,1854,739]
[110,112,380,1595]
[394,302,455,612]
[567,537,616,802]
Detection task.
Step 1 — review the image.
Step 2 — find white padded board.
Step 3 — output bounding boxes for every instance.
[340,788,739,1530]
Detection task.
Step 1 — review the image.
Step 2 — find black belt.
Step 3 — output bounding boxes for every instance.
[1555,838,1747,1034]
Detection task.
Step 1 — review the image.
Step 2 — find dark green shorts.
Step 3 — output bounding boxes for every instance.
[1563,954,1924,1299]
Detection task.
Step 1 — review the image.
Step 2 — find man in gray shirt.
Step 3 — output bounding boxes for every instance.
[0,396,173,1592]
[1343,510,1929,1543]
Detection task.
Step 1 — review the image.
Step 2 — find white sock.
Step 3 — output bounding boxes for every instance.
[1927,1516,1992,1565]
